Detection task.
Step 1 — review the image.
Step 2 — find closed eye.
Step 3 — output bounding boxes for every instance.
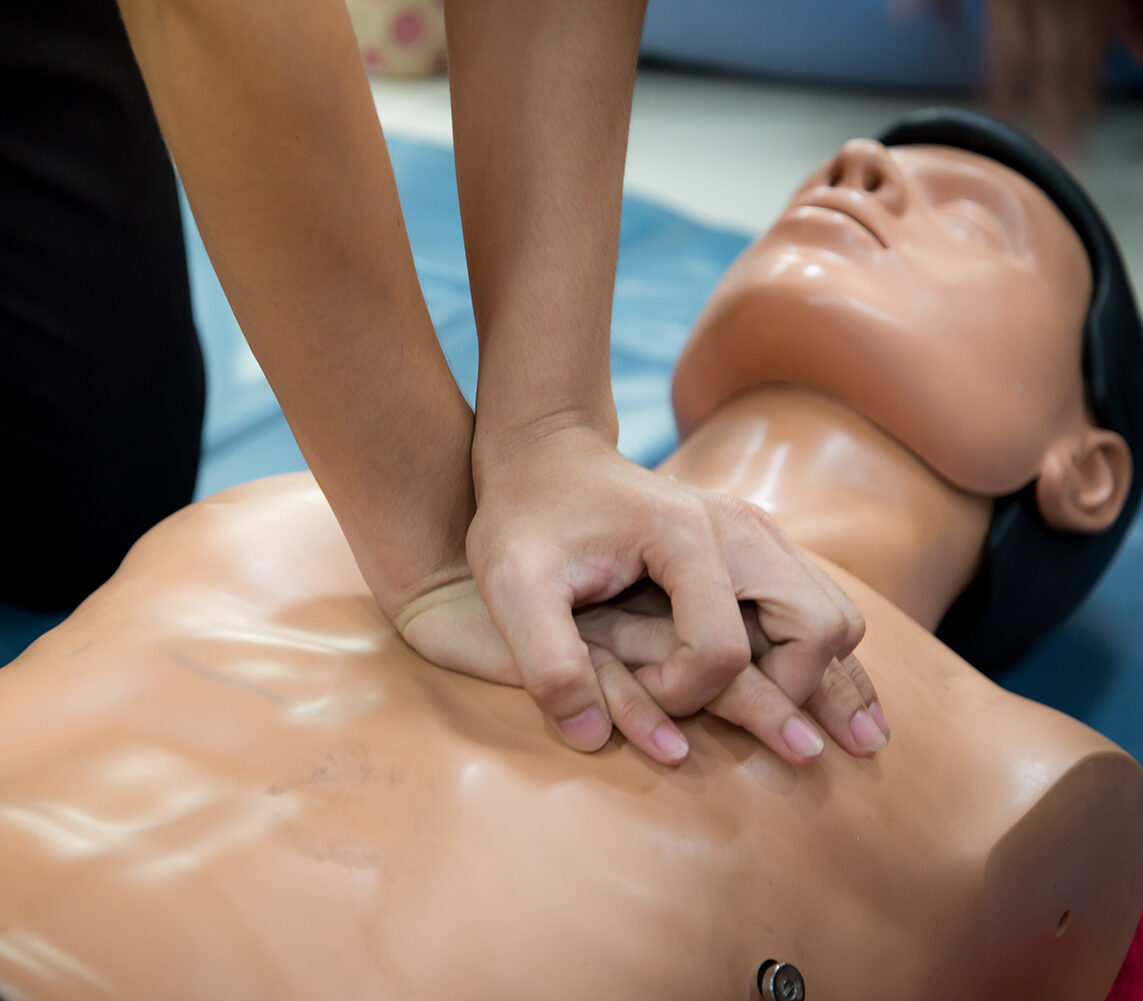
[937,198,1012,252]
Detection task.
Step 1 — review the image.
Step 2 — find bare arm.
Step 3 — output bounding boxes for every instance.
[115,0,475,614]
[446,0,642,444]
[116,0,882,766]
[446,1,878,763]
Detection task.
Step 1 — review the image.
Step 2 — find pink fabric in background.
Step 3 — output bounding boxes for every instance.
[1109,913,1143,1001]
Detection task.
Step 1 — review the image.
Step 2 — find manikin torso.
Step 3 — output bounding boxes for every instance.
[0,457,1140,1001]
[3,137,1143,1001]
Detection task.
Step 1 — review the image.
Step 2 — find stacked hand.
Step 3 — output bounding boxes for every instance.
[119,0,890,770]
[397,425,888,767]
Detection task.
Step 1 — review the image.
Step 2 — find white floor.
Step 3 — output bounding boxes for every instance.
[370,67,1143,288]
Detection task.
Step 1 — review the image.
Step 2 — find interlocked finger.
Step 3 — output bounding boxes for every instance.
[637,500,752,715]
[590,644,690,765]
[703,664,827,765]
[802,655,888,757]
[575,605,680,668]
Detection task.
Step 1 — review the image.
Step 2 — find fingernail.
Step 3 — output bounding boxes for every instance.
[651,723,690,762]
[558,705,611,751]
[850,708,888,753]
[782,716,824,760]
[868,701,891,739]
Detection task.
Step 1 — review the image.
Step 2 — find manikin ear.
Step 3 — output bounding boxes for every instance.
[1035,428,1133,533]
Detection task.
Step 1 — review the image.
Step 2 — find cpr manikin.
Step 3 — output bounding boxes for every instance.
[1,112,1141,1001]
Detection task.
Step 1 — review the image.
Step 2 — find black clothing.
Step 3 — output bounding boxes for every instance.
[1,0,204,609]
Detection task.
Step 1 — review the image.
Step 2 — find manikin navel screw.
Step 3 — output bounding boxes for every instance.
[756,958,806,1001]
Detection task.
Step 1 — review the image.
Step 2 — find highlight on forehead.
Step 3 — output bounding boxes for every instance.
[894,144,1092,294]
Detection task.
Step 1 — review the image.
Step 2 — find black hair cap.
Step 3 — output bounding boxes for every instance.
[878,107,1143,669]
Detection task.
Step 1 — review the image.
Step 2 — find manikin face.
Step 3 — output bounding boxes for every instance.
[673,141,1094,496]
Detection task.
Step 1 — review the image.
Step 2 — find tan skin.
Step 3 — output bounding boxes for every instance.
[672,141,1125,501]
[0,144,1140,1001]
[407,140,1133,771]
[1,473,1141,1001]
[593,140,1129,751]
[115,0,875,767]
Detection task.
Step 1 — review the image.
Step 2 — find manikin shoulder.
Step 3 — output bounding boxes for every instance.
[814,554,1143,1001]
[0,474,1139,1001]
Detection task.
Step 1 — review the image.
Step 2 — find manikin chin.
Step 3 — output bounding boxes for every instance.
[0,135,1140,1001]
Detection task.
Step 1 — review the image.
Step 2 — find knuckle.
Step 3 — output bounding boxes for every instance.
[713,676,784,729]
[723,494,781,538]
[665,494,714,544]
[480,543,550,600]
[608,687,650,731]
[840,653,877,700]
[845,609,867,649]
[734,496,774,529]
[812,604,854,658]
[527,659,589,708]
[694,634,752,679]
[816,662,856,706]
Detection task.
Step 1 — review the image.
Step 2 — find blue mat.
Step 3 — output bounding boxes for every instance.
[189,139,743,495]
[4,135,1141,762]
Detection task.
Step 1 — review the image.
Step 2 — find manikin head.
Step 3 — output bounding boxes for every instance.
[673,109,1143,667]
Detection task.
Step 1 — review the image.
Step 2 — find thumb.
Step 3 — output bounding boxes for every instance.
[480,569,613,753]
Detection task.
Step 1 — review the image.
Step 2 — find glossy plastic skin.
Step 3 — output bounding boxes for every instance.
[673,142,1126,501]
[1,143,1141,1001]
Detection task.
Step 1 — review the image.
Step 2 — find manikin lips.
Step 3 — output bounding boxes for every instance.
[794,192,889,248]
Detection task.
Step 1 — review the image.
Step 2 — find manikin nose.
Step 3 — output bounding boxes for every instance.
[825,139,907,213]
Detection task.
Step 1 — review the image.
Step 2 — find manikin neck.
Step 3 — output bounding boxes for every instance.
[658,385,994,630]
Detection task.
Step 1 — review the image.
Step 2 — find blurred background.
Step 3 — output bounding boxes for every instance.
[348,0,1142,276]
